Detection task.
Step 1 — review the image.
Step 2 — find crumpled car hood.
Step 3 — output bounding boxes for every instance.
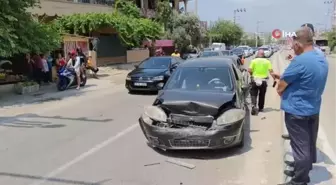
[155,90,235,117]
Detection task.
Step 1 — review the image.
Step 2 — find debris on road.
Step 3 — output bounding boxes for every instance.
[261,117,266,120]
[166,159,196,169]
[144,162,160,166]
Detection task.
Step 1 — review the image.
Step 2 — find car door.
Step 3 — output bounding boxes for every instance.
[231,64,245,108]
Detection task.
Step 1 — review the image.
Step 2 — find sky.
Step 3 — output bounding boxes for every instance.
[182,0,334,33]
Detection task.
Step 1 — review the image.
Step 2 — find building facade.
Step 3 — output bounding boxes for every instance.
[29,0,113,16]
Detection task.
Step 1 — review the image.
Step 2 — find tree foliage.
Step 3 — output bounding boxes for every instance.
[164,11,207,52]
[114,0,141,18]
[54,13,162,49]
[155,0,173,30]
[209,20,244,46]
[324,30,336,51]
[0,0,61,57]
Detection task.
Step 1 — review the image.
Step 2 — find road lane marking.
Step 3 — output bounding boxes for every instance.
[29,123,139,185]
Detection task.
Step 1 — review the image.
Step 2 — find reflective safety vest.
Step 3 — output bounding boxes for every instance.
[171,53,180,57]
[249,58,272,79]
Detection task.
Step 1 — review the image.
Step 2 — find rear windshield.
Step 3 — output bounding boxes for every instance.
[200,51,220,57]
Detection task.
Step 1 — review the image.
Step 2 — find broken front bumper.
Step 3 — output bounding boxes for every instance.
[139,118,244,150]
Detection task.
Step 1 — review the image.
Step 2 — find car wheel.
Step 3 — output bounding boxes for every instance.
[128,90,135,94]
[236,128,245,148]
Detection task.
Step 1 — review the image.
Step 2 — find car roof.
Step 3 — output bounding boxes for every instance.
[221,55,238,60]
[150,56,174,59]
[179,57,233,68]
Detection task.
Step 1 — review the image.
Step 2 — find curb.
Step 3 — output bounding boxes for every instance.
[278,49,294,183]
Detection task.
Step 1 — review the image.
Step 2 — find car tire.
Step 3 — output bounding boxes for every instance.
[128,90,135,94]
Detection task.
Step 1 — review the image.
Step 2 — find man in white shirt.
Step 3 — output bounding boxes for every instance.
[67,50,81,90]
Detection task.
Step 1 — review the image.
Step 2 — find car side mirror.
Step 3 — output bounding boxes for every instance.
[134,64,138,68]
[157,83,164,90]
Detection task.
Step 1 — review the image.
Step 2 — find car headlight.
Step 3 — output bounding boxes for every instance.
[153,75,164,81]
[141,106,167,124]
[126,75,131,80]
[216,109,246,125]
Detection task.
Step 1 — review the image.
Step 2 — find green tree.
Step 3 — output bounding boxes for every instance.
[164,11,207,52]
[209,20,243,46]
[0,0,61,57]
[55,13,162,49]
[114,0,141,18]
[323,30,336,52]
[155,0,173,30]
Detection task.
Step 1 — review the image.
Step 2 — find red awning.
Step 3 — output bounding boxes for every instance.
[155,40,174,47]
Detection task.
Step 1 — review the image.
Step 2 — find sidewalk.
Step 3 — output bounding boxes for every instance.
[0,66,130,109]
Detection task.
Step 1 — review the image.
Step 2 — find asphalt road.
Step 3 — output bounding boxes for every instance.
[2,52,332,185]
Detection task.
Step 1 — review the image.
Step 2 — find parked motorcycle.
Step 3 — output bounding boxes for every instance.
[57,66,87,91]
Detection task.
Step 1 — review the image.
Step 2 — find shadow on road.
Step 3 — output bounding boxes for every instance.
[150,107,253,160]
[309,165,333,184]
[128,91,158,96]
[0,113,112,128]
[262,107,281,113]
[0,172,111,185]
[0,84,97,108]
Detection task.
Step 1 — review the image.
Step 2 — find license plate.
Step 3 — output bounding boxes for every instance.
[134,82,147,86]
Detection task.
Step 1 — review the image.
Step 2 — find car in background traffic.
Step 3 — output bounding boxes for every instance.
[139,57,250,150]
[125,56,183,93]
[258,46,272,58]
[221,50,232,56]
[203,48,212,52]
[230,48,244,59]
[221,55,250,85]
[198,51,223,57]
[251,47,258,54]
[238,46,253,57]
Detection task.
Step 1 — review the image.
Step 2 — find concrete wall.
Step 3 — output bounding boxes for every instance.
[126,49,149,63]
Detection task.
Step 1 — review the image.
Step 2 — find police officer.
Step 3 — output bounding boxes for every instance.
[248,50,277,115]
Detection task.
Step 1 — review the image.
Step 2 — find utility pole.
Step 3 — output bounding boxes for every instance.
[233,8,246,24]
[324,0,336,30]
[255,20,263,47]
[194,0,198,15]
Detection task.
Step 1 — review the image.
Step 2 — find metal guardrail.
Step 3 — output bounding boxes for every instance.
[63,0,114,6]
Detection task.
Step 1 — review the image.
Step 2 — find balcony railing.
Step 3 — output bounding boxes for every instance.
[64,0,114,6]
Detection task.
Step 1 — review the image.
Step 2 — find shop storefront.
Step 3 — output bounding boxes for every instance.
[0,55,26,85]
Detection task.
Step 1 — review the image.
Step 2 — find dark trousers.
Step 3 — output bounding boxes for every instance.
[249,81,267,110]
[285,112,319,184]
[33,69,43,85]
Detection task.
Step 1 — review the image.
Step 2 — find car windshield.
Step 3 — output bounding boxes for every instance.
[200,51,220,57]
[239,47,248,50]
[165,67,234,92]
[231,48,243,53]
[138,57,171,69]
[221,51,231,55]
